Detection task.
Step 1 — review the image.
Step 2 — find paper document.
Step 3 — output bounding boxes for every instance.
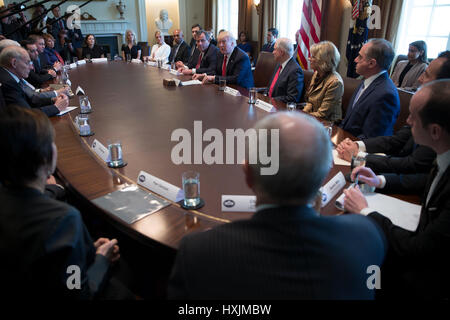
[333,149,351,166]
[181,80,202,86]
[92,58,108,63]
[57,106,78,116]
[336,191,421,232]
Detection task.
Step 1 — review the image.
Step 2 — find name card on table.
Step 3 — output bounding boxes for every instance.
[224,86,241,97]
[181,80,202,86]
[78,59,86,65]
[91,139,109,162]
[76,86,86,96]
[92,58,108,63]
[137,170,184,202]
[147,61,157,67]
[319,171,346,207]
[161,64,171,70]
[131,58,142,64]
[255,99,276,112]
[69,63,77,69]
[221,195,256,212]
[170,69,180,76]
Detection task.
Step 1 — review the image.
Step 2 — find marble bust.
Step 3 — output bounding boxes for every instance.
[155,9,173,36]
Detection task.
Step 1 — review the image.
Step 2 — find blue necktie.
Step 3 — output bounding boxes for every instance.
[351,82,365,110]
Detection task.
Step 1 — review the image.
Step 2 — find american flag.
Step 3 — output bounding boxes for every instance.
[296,0,322,70]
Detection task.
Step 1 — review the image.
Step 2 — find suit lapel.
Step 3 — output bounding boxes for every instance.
[425,165,450,209]
[353,72,387,109]
[226,47,238,74]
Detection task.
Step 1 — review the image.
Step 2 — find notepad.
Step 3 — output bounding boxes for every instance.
[57,106,78,116]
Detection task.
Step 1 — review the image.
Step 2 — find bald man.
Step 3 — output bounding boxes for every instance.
[168,29,191,64]
[168,112,386,299]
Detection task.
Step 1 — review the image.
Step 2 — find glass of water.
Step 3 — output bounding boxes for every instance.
[79,95,92,114]
[78,114,91,136]
[351,154,366,170]
[107,53,111,61]
[108,141,124,167]
[86,53,91,62]
[248,87,256,104]
[73,57,78,65]
[323,121,333,138]
[126,53,131,63]
[287,102,297,112]
[182,171,200,208]
[219,79,226,91]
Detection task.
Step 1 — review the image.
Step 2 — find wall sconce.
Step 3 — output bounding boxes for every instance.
[254,0,262,16]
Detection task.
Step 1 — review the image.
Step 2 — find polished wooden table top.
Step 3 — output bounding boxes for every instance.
[52,61,418,249]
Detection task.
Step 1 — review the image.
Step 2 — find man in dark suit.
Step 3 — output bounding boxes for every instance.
[21,40,54,88]
[168,29,190,64]
[0,46,68,117]
[168,112,386,299]
[261,27,278,53]
[336,51,450,175]
[28,34,61,74]
[188,24,201,51]
[48,5,67,46]
[177,30,218,76]
[340,39,400,139]
[194,31,254,89]
[344,80,450,299]
[266,37,304,103]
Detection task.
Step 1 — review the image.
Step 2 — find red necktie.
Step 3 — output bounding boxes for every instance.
[54,50,64,64]
[196,53,203,69]
[222,55,227,76]
[268,66,282,98]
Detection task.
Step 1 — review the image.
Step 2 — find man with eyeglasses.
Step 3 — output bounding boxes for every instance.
[21,39,54,89]
[0,46,68,116]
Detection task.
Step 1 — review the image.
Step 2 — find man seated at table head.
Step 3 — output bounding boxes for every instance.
[340,38,400,139]
[261,27,278,53]
[168,112,386,300]
[177,29,218,76]
[0,46,68,117]
[193,30,254,89]
[343,79,450,299]
[168,29,190,65]
[336,51,450,176]
[266,37,304,103]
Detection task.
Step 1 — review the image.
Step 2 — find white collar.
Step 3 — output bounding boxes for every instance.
[436,149,450,173]
[363,70,386,89]
[280,57,290,71]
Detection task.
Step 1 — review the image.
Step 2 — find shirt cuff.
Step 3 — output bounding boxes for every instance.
[192,68,196,74]
[356,141,366,152]
[360,207,376,216]
[53,91,58,97]
[357,151,368,158]
[377,175,386,189]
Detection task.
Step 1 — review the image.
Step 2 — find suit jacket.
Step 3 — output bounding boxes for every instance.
[267,57,304,103]
[187,43,218,74]
[0,67,59,117]
[368,164,450,299]
[169,41,191,64]
[168,205,386,299]
[186,47,200,68]
[363,126,436,175]
[391,60,427,91]
[303,71,343,121]
[212,47,254,89]
[26,69,53,89]
[0,186,111,299]
[261,41,275,53]
[340,72,400,139]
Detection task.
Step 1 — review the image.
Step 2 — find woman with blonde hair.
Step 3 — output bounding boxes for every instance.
[121,29,141,60]
[146,30,170,62]
[303,41,343,122]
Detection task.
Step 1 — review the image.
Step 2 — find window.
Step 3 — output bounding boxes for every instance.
[396,0,450,58]
[217,0,239,38]
[276,0,304,43]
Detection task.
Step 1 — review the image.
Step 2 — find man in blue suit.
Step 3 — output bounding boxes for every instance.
[168,112,386,300]
[194,31,254,89]
[340,39,400,139]
[266,37,304,103]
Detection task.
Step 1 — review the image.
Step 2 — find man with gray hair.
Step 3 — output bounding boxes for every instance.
[0,46,68,116]
[168,112,386,299]
[340,38,400,139]
[193,30,254,89]
[266,37,304,103]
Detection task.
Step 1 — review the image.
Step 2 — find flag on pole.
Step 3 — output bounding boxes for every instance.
[296,0,322,70]
[346,0,372,78]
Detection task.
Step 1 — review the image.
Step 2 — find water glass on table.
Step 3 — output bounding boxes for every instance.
[248,87,256,104]
[182,171,201,208]
[219,79,227,91]
[107,140,124,167]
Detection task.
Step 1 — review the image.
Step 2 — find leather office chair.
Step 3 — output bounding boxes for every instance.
[394,88,413,132]
[140,45,150,60]
[137,41,148,47]
[253,51,278,88]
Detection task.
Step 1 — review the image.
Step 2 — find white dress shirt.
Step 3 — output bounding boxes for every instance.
[150,43,171,63]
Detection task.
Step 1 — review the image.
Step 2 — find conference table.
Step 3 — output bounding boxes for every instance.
[51,61,420,250]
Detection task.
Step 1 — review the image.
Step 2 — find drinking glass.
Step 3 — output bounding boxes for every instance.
[79,95,92,114]
[219,79,226,91]
[287,102,296,112]
[126,53,131,63]
[78,114,91,136]
[248,87,256,104]
[182,171,200,208]
[108,141,124,167]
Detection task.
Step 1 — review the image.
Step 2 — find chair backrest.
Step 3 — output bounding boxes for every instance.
[395,88,413,132]
[341,76,362,118]
[140,45,150,58]
[137,41,148,47]
[75,47,82,60]
[390,54,407,76]
[253,51,278,87]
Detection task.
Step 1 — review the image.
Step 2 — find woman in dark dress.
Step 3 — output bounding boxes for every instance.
[237,31,252,58]
[82,34,105,59]
[121,29,141,60]
[0,106,132,300]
